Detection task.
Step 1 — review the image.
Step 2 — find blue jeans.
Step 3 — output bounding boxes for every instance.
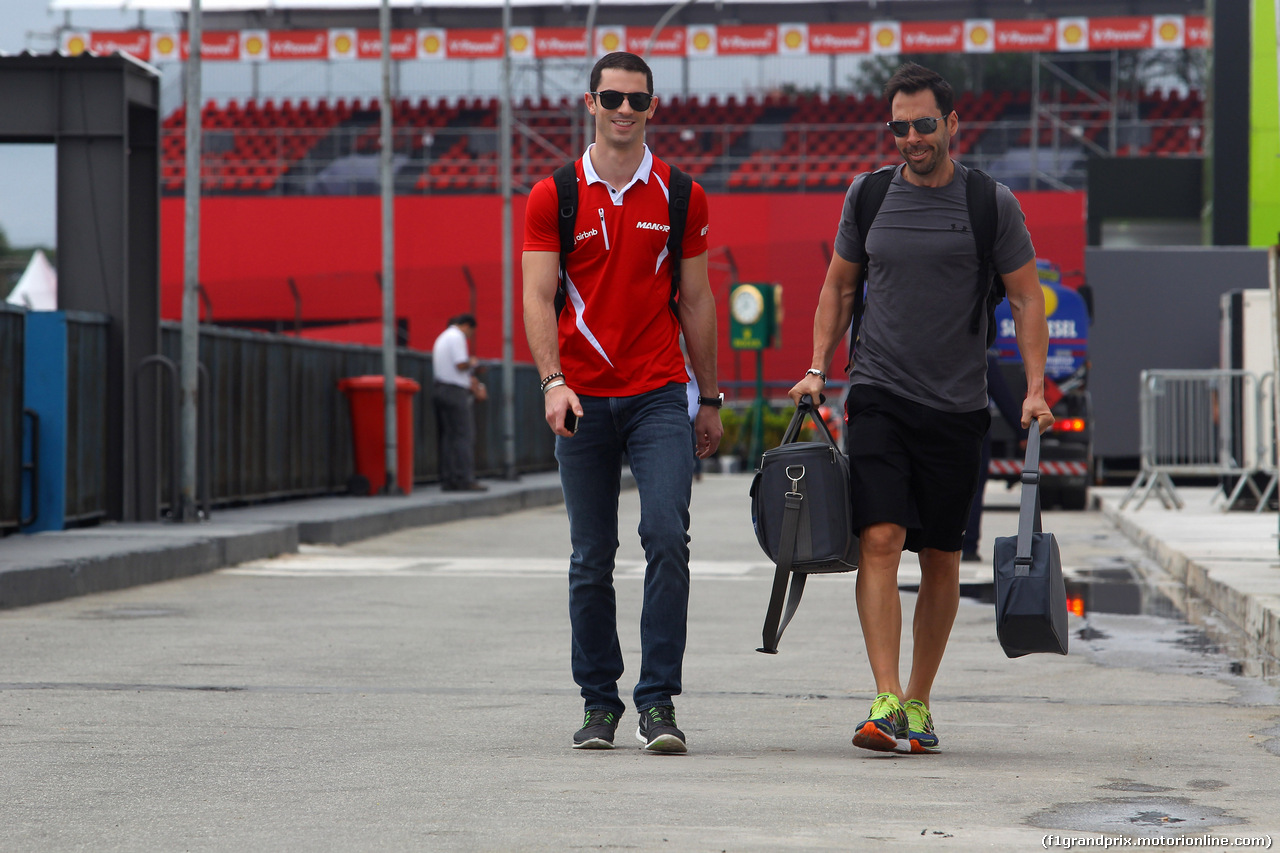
[556,382,694,714]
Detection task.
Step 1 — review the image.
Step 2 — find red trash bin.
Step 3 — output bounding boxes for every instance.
[337,375,421,495]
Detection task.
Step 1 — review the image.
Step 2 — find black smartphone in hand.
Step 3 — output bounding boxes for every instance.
[563,410,579,434]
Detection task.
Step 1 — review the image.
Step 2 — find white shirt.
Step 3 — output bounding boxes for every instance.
[432,325,472,389]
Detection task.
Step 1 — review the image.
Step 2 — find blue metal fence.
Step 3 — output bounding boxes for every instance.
[2,313,555,529]
[0,305,24,533]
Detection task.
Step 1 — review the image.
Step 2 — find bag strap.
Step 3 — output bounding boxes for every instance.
[757,480,808,654]
[665,164,692,314]
[846,166,895,371]
[779,394,838,448]
[1014,422,1045,576]
[965,166,1001,340]
[552,161,579,318]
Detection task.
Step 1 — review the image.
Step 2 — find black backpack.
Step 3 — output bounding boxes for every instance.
[552,160,693,317]
[847,164,1003,368]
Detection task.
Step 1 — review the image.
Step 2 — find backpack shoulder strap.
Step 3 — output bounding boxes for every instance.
[666,164,693,310]
[964,166,1002,341]
[846,165,895,370]
[552,160,579,317]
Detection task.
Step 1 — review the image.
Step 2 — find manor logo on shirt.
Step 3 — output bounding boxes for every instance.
[575,228,598,244]
[635,221,671,232]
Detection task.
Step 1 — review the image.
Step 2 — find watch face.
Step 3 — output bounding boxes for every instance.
[731,285,764,324]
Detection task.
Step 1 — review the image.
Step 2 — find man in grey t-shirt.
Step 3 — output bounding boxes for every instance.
[789,62,1053,755]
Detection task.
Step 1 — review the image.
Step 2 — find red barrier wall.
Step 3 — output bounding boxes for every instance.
[161,188,1084,383]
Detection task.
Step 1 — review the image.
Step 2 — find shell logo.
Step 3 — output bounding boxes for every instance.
[1042,285,1059,318]
[245,35,265,56]
[1062,24,1084,45]
[422,34,441,55]
[969,25,990,47]
[1158,21,1181,42]
[155,35,176,55]
[333,34,353,54]
[601,32,620,52]
[510,33,529,53]
[875,27,896,48]
[783,28,804,50]
[66,35,87,55]
[692,31,712,51]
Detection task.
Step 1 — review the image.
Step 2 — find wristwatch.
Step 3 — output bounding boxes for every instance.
[697,393,725,409]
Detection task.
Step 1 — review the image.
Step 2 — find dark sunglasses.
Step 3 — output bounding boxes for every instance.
[591,90,653,111]
[886,116,945,137]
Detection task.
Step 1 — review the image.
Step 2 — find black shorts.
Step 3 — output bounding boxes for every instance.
[844,384,990,553]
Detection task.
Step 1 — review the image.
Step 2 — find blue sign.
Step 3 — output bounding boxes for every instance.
[993,260,1090,380]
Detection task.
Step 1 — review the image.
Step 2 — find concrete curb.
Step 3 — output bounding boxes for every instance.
[1098,493,1280,663]
[0,471,601,611]
[0,523,298,609]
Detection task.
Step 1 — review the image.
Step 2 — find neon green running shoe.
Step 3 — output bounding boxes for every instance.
[901,699,940,754]
[852,692,908,753]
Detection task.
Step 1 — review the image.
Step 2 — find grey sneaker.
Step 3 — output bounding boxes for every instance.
[573,709,620,749]
[635,705,687,754]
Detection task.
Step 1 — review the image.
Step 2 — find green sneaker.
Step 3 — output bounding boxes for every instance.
[901,699,940,754]
[852,692,908,753]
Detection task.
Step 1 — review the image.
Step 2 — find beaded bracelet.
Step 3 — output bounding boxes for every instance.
[539,371,564,391]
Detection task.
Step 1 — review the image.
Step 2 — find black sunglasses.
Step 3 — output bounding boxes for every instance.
[886,116,946,137]
[591,90,653,111]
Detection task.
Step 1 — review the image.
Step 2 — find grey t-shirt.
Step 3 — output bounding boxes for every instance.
[832,162,1036,412]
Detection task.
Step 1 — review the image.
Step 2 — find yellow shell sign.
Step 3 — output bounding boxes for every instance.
[422,34,441,54]
[692,31,712,51]
[155,35,175,55]
[1158,21,1180,42]
[601,32,620,52]
[66,36,87,55]
[876,27,896,47]
[333,34,352,54]
[969,25,990,46]
[510,33,529,53]
[245,35,265,55]
[783,29,804,50]
[1062,24,1084,45]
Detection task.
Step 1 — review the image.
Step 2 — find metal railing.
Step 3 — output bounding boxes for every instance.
[156,322,554,512]
[63,314,110,525]
[0,305,24,533]
[1121,369,1278,512]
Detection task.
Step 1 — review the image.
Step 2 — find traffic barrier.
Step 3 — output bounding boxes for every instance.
[1121,369,1277,512]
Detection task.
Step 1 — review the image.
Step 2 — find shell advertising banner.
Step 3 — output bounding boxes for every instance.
[63,16,1208,63]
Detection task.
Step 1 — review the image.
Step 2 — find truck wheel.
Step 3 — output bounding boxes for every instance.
[1060,486,1089,511]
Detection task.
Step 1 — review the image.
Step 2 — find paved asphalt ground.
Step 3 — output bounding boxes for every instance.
[1,473,1278,851]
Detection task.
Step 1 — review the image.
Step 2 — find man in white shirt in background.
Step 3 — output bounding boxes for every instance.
[431,314,488,492]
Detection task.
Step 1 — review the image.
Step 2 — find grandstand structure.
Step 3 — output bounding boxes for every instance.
[160,85,1204,197]
[54,2,1209,197]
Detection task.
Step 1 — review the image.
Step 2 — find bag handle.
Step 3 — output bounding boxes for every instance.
[1014,420,1046,575]
[779,394,838,449]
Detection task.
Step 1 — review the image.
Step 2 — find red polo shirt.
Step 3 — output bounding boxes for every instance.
[524,145,710,397]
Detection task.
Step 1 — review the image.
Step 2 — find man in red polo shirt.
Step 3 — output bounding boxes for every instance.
[523,51,722,754]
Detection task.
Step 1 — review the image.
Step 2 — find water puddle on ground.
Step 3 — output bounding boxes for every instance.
[961,553,1280,691]
[1059,557,1280,691]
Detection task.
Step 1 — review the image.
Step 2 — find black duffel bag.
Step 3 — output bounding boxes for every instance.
[992,421,1069,658]
[749,394,859,654]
